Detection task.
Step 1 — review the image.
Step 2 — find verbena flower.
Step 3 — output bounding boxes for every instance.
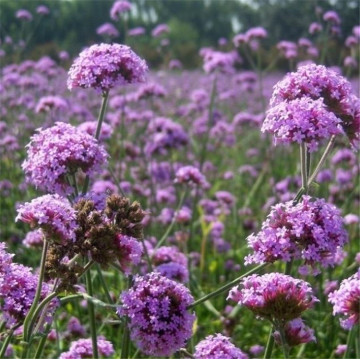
[228,273,318,324]
[119,272,195,356]
[263,97,343,152]
[59,337,114,359]
[115,234,142,274]
[273,318,316,346]
[155,262,189,283]
[328,270,360,329]
[0,261,58,328]
[22,229,44,248]
[16,9,33,21]
[22,122,108,195]
[16,194,77,243]
[268,64,359,149]
[175,165,209,188]
[194,333,248,359]
[110,0,131,20]
[151,24,169,37]
[245,196,348,274]
[67,43,147,93]
[77,120,113,140]
[96,23,119,38]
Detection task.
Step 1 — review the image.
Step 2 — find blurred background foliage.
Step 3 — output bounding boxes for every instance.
[0,0,359,69]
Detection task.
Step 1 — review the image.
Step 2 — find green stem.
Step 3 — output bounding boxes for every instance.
[86,269,98,359]
[154,190,187,251]
[23,239,48,343]
[0,328,14,358]
[187,263,267,309]
[71,173,79,197]
[121,277,132,359]
[28,292,58,339]
[344,326,355,359]
[355,324,360,359]
[34,323,51,359]
[179,348,194,358]
[82,91,109,195]
[277,325,289,359]
[300,143,308,194]
[293,135,336,204]
[96,264,113,304]
[264,326,274,359]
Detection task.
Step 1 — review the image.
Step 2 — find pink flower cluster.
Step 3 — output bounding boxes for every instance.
[228,273,318,323]
[263,97,343,152]
[59,337,114,358]
[67,43,148,93]
[22,122,108,195]
[265,64,359,150]
[175,165,209,189]
[194,333,248,359]
[245,196,348,274]
[119,272,195,356]
[16,194,77,243]
[328,270,360,329]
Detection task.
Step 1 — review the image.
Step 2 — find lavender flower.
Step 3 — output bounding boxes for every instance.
[194,333,248,359]
[16,194,77,243]
[35,95,68,113]
[111,0,131,18]
[119,272,195,356]
[67,316,86,337]
[228,273,318,324]
[22,122,108,195]
[263,97,343,152]
[67,43,148,93]
[245,196,348,274]
[59,337,114,358]
[328,270,360,329]
[175,165,209,188]
[36,5,50,15]
[273,318,316,346]
[155,262,189,283]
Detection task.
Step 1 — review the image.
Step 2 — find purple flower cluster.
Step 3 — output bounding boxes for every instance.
[245,196,348,274]
[119,272,195,356]
[77,120,113,140]
[194,334,248,359]
[96,23,119,38]
[22,122,108,195]
[35,95,68,113]
[263,97,342,152]
[328,270,360,329]
[115,234,143,274]
[151,246,189,282]
[16,194,77,243]
[22,229,44,248]
[273,318,316,346]
[67,43,148,93]
[145,117,188,155]
[0,243,58,328]
[266,64,359,150]
[151,24,169,37]
[59,337,114,359]
[228,273,318,323]
[175,165,209,189]
[201,49,239,74]
[110,0,131,20]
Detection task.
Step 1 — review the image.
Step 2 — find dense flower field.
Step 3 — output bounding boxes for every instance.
[0,1,359,359]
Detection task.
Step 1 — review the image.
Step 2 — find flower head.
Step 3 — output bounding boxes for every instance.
[22,122,108,195]
[96,23,119,38]
[269,64,359,149]
[110,0,132,20]
[228,273,317,324]
[194,333,248,359]
[115,234,142,274]
[263,97,343,152]
[175,166,209,188]
[274,318,316,346]
[16,194,77,243]
[0,262,58,328]
[328,270,360,329]
[59,337,114,358]
[245,196,348,274]
[16,9,33,21]
[67,43,148,93]
[119,272,195,356]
